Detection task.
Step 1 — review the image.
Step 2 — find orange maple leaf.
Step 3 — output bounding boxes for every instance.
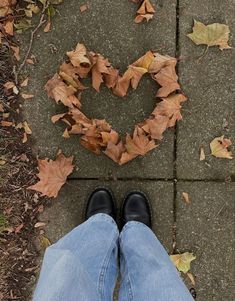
[28,152,74,198]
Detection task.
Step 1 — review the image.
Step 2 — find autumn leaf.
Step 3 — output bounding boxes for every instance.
[67,43,91,68]
[182,192,190,204]
[104,141,125,163]
[80,4,88,13]
[170,252,196,274]
[152,94,187,127]
[28,152,74,198]
[199,146,206,161]
[45,74,81,108]
[3,20,14,35]
[210,136,233,159]
[134,0,155,24]
[91,53,111,92]
[187,20,231,51]
[141,115,169,140]
[120,126,156,165]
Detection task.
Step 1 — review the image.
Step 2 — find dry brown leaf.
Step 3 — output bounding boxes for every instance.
[199,146,206,161]
[141,115,169,140]
[91,54,111,91]
[80,4,88,12]
[153,94,187,127]
[10,46,20,61]
[43,21,51,33]
[28,152,74,198]
[210,136,233,159]
[59,63,87,90]
[45,74,81,108]
[182,192,190,204]
[135,0,155,24]
[34,222,46,228]
[134,13,153,24]
[3,81,15,90]
[21,93,34,100]
[67,43,91,68]
[3,20,14,35]
[120,126,156,165]
[187,272,196,286]
[104,141,125,163]
[26,58,34,65]
[20,77,29,87]
[1,120,13,127]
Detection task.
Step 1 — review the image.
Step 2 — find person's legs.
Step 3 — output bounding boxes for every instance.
[118,192,194,301]
[33,189,119,301]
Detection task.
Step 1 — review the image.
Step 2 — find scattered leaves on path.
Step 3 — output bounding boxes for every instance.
[170,252,196,274]
[47,42,187,165]
[28,151,74,198]
[39,235,51,250]
[187,20,231,51]
[210,136,233,159]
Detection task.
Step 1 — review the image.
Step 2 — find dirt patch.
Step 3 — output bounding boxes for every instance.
[0,5,48,300]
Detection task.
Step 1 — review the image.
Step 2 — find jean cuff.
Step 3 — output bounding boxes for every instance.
[88,213,118,228]
[120,220,150,237]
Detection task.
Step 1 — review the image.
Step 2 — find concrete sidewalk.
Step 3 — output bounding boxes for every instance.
[21,0,235,300]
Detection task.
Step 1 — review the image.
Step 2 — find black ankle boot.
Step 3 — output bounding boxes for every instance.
[121,191,152,228]
[85,188,116,221]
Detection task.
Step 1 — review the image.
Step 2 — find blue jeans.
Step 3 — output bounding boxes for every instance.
[33,213,194,301]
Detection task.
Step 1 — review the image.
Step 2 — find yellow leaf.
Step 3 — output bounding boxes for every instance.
[187,20,231,50]
[210,135,233,159]
[39,235,51,250]
[170,252,196,274]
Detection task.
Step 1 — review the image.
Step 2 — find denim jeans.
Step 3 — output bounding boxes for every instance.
[33,213,194,301]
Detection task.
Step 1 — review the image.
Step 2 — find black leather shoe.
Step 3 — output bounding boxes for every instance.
[85,188,116,220]
[121,191,152,228]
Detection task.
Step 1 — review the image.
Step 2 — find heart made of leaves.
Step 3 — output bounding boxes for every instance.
[45,43,187,165]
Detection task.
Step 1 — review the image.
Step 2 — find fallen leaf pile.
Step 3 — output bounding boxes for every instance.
[28,151,74,198]
[46,42,187,165]
[170,252,196,274]
[132,0,155,24]
[187,20,231,51]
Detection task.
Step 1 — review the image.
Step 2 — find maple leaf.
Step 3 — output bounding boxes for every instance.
[113,66,147,97]
[59,63,87,90]
[45,74,81,108]
[67,43,91,67]
[149,53,180,97]
[91,53,111,92]
[28,152,74,198]
[210,136,233,159]
[132,51,155,69]
[104,141,125,163]
[187,20,231,50]
[135,0,155,24]
[104,67,119,88]
[120,126,156,165]
[170,252,196,274]
[152,94,187,127]
[141,115,169,140]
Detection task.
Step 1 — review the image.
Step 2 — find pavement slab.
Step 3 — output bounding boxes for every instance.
[21,0,177,179]
[177,0,235,180]
[39,180,174,252]
[176,181,235,300]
